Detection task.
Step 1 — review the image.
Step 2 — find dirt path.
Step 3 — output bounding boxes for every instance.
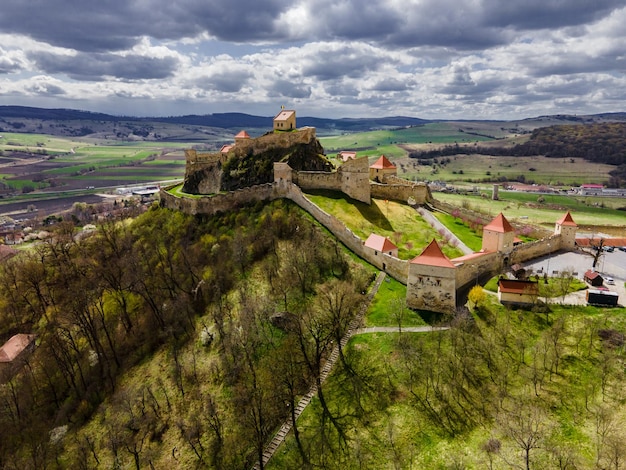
[253,273,451,469]
[253,271,387,470]
[417,206,473,255]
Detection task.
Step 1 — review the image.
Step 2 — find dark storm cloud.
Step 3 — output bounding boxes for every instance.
[26,82,66,96]
[301,46,384,81]
[195,70,253,93]
[29,51,179,81]
[480,0,625,30]
[0,0,285,53]
[1,0,623,54]
[268,80,312,99]
[371,78,414,92]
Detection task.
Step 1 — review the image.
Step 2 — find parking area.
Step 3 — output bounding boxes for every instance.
[522,249,626,306]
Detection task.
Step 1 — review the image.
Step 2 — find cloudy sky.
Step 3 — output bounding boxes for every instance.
[1,0,625,120]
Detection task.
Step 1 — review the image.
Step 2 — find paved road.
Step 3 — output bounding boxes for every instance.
[355,326,449,334]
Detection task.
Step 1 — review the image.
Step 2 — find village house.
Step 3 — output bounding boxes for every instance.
[497,279,539,307]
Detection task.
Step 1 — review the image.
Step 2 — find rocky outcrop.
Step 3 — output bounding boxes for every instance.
[183,128,332,194]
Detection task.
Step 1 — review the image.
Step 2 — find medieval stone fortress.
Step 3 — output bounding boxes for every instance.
[161,109,603,314]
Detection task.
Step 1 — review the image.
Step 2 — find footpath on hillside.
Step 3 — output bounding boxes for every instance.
[417,206,473,255]
[254,272,451,469]
[253,271,386,470]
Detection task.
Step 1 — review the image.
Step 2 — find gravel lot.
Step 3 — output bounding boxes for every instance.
[522,249,626,306]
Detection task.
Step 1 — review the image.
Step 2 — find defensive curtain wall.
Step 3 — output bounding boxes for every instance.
[163,166,578,315]
[289,156,371,204]
[160,179,409,282]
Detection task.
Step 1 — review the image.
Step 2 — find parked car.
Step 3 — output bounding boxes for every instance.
[619,246,626,252]
[606,278,615,285]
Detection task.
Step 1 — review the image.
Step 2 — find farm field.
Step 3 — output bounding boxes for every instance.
[0,132,191,195]
[433,191,626,230]
[320,122,497,161]
[393,154,616,186]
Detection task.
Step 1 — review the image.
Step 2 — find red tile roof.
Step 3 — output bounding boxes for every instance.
[410,239,455,268]
[576,238,626,247]
[0,334,36,363]
[556,211,577,227]
[483,213,514,233]
[235,130,250,139]
[584,270,602,280]
[451,251,491,263]
[370,155,396,169]
[364,233,398,253]
[498,279,538,295]
[220,144,234,153]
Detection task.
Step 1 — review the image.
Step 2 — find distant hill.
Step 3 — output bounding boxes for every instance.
[0,106,430,137]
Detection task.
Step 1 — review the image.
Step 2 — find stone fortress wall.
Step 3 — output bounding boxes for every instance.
[166,123,580,315]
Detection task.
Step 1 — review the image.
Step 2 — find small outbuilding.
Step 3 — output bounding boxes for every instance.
[364,233,398,257]
[498,279,539,307]
[584,270,604,287]
[587,289,619,306]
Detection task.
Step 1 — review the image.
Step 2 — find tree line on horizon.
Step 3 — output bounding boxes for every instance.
[409,122,626,187]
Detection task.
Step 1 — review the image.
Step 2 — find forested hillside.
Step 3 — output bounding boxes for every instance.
[409,122,626,186]
[0,201,371,468]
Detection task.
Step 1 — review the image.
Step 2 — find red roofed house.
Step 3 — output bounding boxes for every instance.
[407,239,457,313]
[0,333,36,382]
[482,213,515,253]
[498,279,539,307]
[584,270,604,287]
[273,109,296,131]
[369,155,397,182]
[220,144,234,154]
[364,233,398,258]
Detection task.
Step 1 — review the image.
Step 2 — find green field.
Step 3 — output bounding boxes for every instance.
[305,189,464,259]
[433,191,626,228]
[0,132,190,197]
[270,296,626,469]
[320,123,495,161]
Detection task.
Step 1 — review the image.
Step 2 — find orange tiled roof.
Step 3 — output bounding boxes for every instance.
[235,130,250,139]
[410,239,455,268]
[364,233,398,253]
[576,238,626,247]
[483,213,514,233]
[556,211,577,227]
[498,279,538,295]
[220,144,234,153]
[370,155,396,169]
